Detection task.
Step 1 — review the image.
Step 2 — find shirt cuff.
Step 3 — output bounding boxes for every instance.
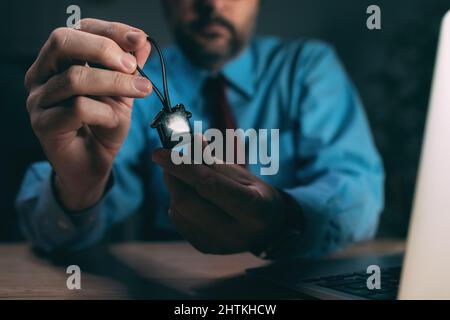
[254,189,305,260]
[35,171,111,248]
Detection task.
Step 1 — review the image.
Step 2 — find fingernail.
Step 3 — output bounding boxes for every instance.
[121,54,136,71]
[133,77,151,94]
[126,30,143,45]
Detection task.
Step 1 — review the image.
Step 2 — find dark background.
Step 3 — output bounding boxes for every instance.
[0,0,449,242]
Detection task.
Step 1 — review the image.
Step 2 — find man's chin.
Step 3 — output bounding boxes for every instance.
[189,37,233,61]
[176,31,240,69]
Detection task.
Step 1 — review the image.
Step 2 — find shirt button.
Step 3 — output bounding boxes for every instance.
[57,220,69,230]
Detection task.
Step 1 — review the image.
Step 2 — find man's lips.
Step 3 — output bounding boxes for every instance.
[197,22,229,36]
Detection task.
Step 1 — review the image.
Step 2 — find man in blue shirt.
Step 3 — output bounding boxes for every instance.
[17,0,384,258]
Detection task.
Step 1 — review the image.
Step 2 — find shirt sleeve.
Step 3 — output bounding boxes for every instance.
[268,42,385,259]
[15,99,152,253]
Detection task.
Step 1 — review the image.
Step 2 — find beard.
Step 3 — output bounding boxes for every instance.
[173,13,248,70]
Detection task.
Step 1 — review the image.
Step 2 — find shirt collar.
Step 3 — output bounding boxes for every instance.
[222,44,255,98]
[171,43,255,99]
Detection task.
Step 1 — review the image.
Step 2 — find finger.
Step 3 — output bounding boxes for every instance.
[25,27,141,89]
[79,19,151,69]
[164,172,236,227]
[194,134,254,184]
[209,161,255,185]
[79,18,148,54]
[167,204,244,254]
[30,96,119,136]
[28,65,152,111]
[153,149,258,221]
[167,206,214,254]
[134,41,151,70]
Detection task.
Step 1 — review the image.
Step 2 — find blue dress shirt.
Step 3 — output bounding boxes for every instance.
[15,37,384,258]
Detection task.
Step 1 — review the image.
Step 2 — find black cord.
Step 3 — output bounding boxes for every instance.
[147,36,172,111]
[136,65,165,106]
[134,36,172,113]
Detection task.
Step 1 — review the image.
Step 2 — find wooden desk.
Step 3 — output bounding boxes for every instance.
[0,240,405,299]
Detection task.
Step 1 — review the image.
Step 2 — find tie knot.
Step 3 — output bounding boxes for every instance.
[203,74,227,99]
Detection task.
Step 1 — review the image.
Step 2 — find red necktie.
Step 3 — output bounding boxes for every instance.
[203,75,245,165]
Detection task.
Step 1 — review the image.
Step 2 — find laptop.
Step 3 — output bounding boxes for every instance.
[247,10,450,300]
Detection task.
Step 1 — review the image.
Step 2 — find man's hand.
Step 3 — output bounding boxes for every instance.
[25,19,152,211]
[152,147,289,255]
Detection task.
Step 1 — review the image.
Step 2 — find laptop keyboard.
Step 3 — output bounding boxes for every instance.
[302,266,401,300]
